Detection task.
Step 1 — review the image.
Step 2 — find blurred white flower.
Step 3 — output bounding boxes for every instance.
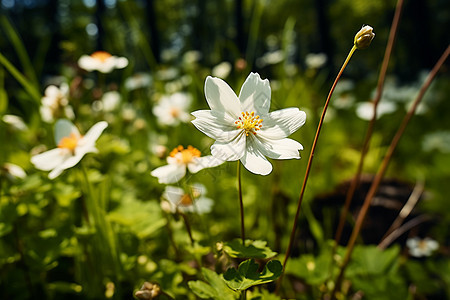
[2,114,28,131]
[78,51,128,73]
[333,94,356,109]
[31,119,108,179]
[212,61,232,79]
[125,73,152,91]
[92,91,121,112]
[256,50,285,68]
[305,53,327,69]
[334,79,355,94]
[355,101,397,121]
[1,163,26,181]
[422,131,450,153]
[183,50,202,65]
[40,83,75,122]
[191,72,306,175]
[407,237,439,257]
[122,104,137,122]
[153,92,192,126]
[161,183,213,214]
[151,145,223,184]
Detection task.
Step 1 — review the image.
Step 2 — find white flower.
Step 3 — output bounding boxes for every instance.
[2,114,28,131]
[212,61,232,79]
[191,72,306,175]
[40,83,75,123]
[422,130,450,153]
[407,237,439,257]
[153,92,192,126]
[1,163,26,181]
[305,53,327,69]
[355,101,397,121]
[78,51,128,73]
[92,91,121,112]
[31,119,108,179]
[161,183,213,214]
[125,73,152,91]
[151,145,223,184]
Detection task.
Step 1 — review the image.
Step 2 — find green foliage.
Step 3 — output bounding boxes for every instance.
[223,259,282,291]
[189,268,239,300]
[223,239,277,259]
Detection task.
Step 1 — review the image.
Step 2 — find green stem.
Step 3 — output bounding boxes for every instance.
[276,45,357,294]
[180,211,195,246]
[237,161,245,244]
[331,44,450,299]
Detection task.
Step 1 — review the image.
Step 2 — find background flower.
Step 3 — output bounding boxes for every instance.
[153,92,192,126]
[78,51,128,73]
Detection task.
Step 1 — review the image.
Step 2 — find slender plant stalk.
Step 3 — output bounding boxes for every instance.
[276,45,357,293]
[333,0,405,251]
[237,161,245,244]
[378,215,431,250]
[331,45,450,299]
[180,212,195,246]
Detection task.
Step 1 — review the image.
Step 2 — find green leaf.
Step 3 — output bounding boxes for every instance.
[223,239,277,259]
[188,268,238,300]
[223,259,282,291]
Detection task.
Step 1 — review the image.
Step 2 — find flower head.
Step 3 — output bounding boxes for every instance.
[406,237,439,257]
[355,101,397,120]
[31,119,108,179]
[40,83,75,123]
[153,92,192,126]
[161,183,213,214]
[151,145,223,184]
[191,72,306,175]
[354,25,375,50]
[78,51,128,73]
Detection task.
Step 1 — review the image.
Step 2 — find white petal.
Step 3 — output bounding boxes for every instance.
[240,143,272,175]
[81,121,108,146]
[260,108,306,139]
[194,197,214,214]
[48,153,84,179]
[191,110,241,142]
[31,148,69,171]
[151,164,186,184]
[78,55,95,71]
[187,155,224,173]
[252,135,303,159]
[114,57,129,69]
[54,119,80,145]
[238,72,271,115]
[163,186,184,206]
[211,134,246,161]
[204,76,241,118]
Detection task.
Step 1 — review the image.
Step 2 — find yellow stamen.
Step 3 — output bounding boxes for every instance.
[235,111,263,136]
[169,145,201,164]
[91,51,112,62]
[57,132,81,152]
[179,194,193,206]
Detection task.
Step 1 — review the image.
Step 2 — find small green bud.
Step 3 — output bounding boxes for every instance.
[354,25,375,50]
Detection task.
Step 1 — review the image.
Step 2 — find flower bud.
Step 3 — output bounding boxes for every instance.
[354,25,375,50]
[135,282,161,300]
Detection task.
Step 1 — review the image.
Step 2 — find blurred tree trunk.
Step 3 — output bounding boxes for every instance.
[235,0,245,57]
[314,0,333,70]
[96,0,105,50]
[146,0,160,63]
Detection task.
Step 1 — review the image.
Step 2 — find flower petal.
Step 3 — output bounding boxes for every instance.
[151,164,186,184]
[204,76,241,118]
[188,155,224,173]
[31,148,68,171]
[211,134,246,161]
[238,72,271,115]
[240,142,272,175]
[163,186,184,205]
[252,135,303,159]
[259,108,306,139]
[191,110,240,142]
[82,121,108,145]
[48,152,85,179]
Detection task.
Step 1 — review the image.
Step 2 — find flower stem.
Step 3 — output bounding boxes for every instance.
[276,44,357,293]
[333,0,405,254]
[180,212,195,246]
[237,161,245,244]
[331,44,450,299]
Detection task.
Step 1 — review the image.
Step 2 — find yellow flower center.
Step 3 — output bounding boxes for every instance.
[169,107,180,117]
[179,194,193,206]
[91,51,112,62]
[57,132,81,152]
[169,145,201,164]
[235,111,263,136]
